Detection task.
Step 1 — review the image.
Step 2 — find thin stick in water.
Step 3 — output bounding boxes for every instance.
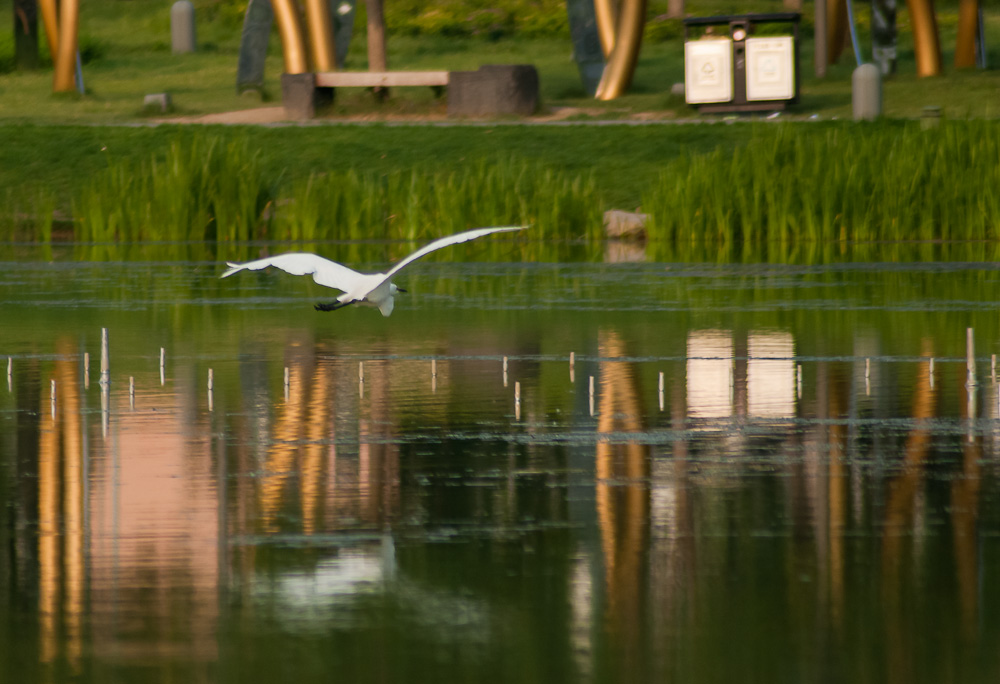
[967,327,976,385]
[100,328,109,386]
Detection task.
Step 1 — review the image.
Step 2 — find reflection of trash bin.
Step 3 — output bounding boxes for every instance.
[683,13,800,113]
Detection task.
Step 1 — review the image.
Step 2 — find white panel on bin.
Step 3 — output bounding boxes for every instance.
[745,36,795,101]
[684,39,733,104]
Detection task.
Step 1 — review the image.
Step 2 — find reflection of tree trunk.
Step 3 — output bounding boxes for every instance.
[359,357,399,525]
[260,342,400,533]
[38,341,85,669]
[952,380,980,642]
[827,366,847,637]
[882,340,936,683]
[260,344,312,532]
[301,360,332,534]
[596,330,649,675]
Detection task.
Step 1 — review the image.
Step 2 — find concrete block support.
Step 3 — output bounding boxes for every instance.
[281,73,332,119]
[447,65,539,117]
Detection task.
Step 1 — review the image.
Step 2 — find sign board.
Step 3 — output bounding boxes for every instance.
[684,39,733,104]
[745,36,795,101]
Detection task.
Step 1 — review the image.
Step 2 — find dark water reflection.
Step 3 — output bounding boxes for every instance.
[3,253,1000,682]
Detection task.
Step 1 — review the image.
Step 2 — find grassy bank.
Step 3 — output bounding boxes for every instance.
[1,0,1000,123]
[6,120,1000,260]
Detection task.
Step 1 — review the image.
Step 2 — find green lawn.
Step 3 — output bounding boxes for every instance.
[1,0,999,122]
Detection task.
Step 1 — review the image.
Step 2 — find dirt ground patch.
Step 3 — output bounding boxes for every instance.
[156,105,680,125]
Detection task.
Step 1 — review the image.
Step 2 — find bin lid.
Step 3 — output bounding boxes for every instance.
[682,12,801,27]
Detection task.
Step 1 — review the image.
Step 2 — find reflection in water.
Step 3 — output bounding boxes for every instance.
[596,330,649,677]
[4,318,1000,682]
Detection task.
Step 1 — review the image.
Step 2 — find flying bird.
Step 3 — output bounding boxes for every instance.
[221,225,525,316]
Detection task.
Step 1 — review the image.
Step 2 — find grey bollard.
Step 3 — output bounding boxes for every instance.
[171,0,196,54]
[852,64,881,121]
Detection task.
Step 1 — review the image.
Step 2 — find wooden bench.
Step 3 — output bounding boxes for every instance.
[314,70,449,89]
[281,65,539,120]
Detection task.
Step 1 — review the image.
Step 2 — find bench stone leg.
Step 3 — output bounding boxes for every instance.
[281,73,333,120]
[447,65,539,117]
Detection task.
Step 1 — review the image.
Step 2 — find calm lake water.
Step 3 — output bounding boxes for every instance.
[3,243,1000,682]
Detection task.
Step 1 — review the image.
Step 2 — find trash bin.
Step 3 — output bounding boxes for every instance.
[683,13,801,113]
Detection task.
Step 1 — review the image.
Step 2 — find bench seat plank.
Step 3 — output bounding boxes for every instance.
[315,71,450,88]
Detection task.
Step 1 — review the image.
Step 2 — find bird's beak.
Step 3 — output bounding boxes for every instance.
[397,287,408,293]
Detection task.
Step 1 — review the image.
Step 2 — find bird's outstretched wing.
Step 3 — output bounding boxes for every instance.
[221,253,362,293]
[384,225,526,279]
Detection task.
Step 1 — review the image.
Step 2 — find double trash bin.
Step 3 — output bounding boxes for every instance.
[683,12,801,112]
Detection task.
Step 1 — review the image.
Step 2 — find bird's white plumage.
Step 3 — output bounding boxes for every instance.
[221,225,525,316]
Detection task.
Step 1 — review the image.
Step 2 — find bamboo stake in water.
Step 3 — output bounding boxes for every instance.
[930,357,935,389]
[160,347,166,386]
[992,354,997,384]
[284,366,290,402]
[51,379,56,419]
[589,375,595,417]
[208,368,214,412]
[797,364,803,399]
[129,376,135,411]
[6,357,11,393]
[100,328,109,386]
[359,362,365,399]
[515,381,521,420]
[570,352,575,383]
[83,352,89,390]
[658,371,664,412]
[967,327,976,386]
[431,359,437,393]
[503,356,508,388]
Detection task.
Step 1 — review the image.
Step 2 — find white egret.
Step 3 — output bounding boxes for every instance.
[221,225,525,316]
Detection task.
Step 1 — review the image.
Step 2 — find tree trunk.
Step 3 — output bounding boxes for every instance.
[366,0,388,97]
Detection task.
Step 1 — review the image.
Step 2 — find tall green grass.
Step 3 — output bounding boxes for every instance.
[643,121,1000,250]
[271,157,602,244]
[17,123,1000,261]
[68,136,602,259]
[73,135,275,246]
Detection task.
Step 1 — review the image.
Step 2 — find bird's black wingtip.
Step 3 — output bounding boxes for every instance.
[315,300,355,312]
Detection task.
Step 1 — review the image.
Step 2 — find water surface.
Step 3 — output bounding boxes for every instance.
[3,246,1000,682]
